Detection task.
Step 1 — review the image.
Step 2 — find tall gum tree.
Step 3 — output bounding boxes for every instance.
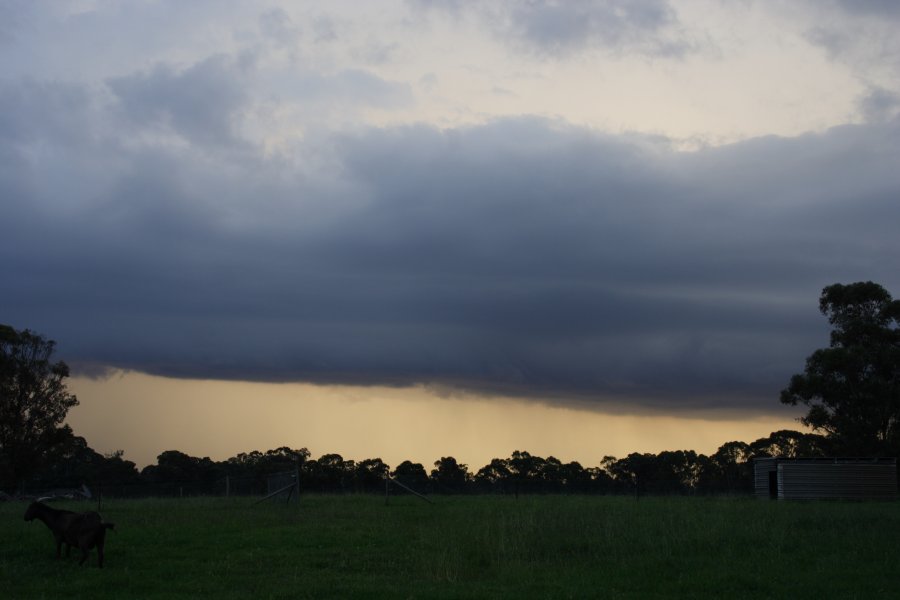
[0,325,79,489]
[780,282,900,456]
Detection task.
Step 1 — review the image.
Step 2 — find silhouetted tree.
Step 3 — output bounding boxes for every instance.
[226,450,264,474]
[583,466,614,493]
[654,450,702,493]
[93,449,142,488]
[260,446,310,472]
[221,447,309,494]
[557,459,595,493]
[508,450,545,495]
[471,453,599,494]
[474,458,512,493]
[600,455,629,493]
[602,451,702,495]
[392,460,429,491]
[304,453,354,492]
[0,325,79,489]
[29,428,140,491]
[695,441,753,493]
[431,456,470,493]
[539,456,565,492]
[603,453,653,495]
[141,450,222,493]
[781,282,900,455]
[749,429,829,459]
[355,458,389,493]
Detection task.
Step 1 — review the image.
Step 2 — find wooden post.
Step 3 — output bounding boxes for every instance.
[294,466,300,505]
[384,472,390,506]
[225,475,230,498]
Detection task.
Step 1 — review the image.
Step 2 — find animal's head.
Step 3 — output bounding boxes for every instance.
[23,502,41,522]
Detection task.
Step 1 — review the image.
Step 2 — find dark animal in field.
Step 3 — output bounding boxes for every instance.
[23,501,115,568]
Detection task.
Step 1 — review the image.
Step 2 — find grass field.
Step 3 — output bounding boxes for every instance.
[3,494,899,599]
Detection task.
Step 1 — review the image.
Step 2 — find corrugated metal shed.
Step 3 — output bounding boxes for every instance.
[753,457,898,500]
[753,457,778,499]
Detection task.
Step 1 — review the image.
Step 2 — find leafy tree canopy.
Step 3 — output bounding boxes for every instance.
[0,324,79,488]
[780,282,900,456]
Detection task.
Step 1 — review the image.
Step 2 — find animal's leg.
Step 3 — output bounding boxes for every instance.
[96,541,104,568]
[55,537,62,558]
[78,548,89,566]
[65,543,71,558]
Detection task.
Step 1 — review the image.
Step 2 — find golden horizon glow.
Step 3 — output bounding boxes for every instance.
[68,372,802,470]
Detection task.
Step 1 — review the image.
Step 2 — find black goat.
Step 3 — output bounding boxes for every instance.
[23,501,115,568]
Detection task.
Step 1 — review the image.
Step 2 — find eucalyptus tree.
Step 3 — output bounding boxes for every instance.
[0,325,79,488]
[781,282,900,455]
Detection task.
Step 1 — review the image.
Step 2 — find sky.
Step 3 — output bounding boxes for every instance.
[2,1,900,469]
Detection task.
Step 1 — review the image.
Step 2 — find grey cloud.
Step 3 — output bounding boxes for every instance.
[859,87,900,123]
[108,53,411,145]
[502,0,682,57]
[259,8,301,49]
[107,55,251,146]
[830,0,900,19]
[805,1,900,67]
[280,69,413,109]
[408,0,690,58]
[352,41,401,66]
[406,0,467,18]
[2,88,899,412]
[805,27,851,62]
[311,17,338,43]
[0,0,30,46]
[0,79,94,145]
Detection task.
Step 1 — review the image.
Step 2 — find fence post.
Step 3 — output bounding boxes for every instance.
[225,475,230,498]
[294,467,300,505]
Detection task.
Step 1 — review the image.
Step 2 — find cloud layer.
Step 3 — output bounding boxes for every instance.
[2,1,900,414]
[410,0,688,58]
[3,58,899,410]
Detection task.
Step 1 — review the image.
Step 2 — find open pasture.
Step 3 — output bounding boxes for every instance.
[3,495,899,599]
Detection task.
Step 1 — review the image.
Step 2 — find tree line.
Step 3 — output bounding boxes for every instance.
[16,427,830,497]
[2,281,898,496]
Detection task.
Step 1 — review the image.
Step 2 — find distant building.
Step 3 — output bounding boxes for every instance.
[753,457,898,500]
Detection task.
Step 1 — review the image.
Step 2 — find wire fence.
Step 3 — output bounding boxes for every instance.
[7,476,673,502]
[5,458,774,500]
[11,470,409,501]
[10,475,271,501]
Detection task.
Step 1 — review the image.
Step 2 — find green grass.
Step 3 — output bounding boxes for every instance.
[3,495,899,599]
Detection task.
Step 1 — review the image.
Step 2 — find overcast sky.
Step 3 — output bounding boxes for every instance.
[3,0,899,419]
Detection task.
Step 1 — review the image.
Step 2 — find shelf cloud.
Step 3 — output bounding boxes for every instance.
[2,1,899,414]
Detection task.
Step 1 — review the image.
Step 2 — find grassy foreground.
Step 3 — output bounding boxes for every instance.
[2,495,899,599]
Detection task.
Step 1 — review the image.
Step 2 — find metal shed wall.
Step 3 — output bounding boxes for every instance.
[753,458,778,498]
[777,461,898,500]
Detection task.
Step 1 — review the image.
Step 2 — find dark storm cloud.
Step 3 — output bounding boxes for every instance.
[407,0,691,58]
[108,55,251,146]
[2,70,900,411]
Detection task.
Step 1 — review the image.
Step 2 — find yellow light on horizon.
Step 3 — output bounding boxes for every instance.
[68,372,801,470]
